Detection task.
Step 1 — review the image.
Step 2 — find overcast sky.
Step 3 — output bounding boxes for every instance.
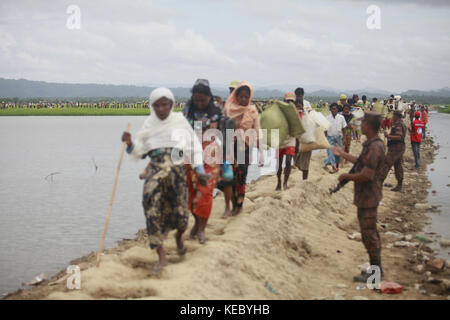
[1,0,449,92]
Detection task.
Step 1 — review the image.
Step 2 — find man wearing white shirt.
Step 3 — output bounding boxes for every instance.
[324,102,347,173]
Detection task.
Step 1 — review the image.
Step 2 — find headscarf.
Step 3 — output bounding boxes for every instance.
[224,81,261,149]
[130,87,203,165]
[224,81,258,131]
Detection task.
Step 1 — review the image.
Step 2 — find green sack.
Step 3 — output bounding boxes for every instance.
[275,100,305,139]
[259,103,289,148]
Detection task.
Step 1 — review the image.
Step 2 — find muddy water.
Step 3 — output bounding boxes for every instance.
[0,116,278,295]
[421,111,450,259]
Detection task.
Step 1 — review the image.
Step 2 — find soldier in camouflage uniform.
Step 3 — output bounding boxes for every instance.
[380,110,407,191]
[331,112,386,282]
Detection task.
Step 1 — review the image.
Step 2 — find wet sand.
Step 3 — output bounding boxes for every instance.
[3,129,449,300]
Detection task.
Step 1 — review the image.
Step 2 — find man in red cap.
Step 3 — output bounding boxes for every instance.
[410,111,425,169]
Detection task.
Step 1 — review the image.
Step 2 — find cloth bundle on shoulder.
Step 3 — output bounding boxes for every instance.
[299,126,330,152]
[259,100,304,148]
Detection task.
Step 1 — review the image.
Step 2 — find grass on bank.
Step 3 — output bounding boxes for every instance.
[437,105,450,114]
[0,106,183,116]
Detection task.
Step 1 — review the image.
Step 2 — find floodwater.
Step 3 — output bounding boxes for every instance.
[422,111,450,259]
[0,116,276,295]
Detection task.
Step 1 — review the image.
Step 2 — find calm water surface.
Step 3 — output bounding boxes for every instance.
[423,111,450,259]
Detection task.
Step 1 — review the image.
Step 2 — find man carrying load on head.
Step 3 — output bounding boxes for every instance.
[275,92,297,190]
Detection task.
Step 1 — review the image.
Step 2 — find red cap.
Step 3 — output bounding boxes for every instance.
[414,111,420,117]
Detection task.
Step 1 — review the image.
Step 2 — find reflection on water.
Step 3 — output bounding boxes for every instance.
[0,116,277,294]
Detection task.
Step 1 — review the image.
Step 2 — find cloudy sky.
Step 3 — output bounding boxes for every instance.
[1,0,449,92]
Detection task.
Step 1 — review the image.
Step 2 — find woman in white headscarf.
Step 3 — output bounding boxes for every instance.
[122,87,207,273]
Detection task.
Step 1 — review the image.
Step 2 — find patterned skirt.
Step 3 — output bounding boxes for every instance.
[142,151,189,249]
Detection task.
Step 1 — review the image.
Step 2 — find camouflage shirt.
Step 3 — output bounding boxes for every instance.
[387,119,407,147]
[354,136,386,208]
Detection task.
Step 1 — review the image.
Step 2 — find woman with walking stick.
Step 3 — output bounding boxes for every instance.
[122,88,208,274]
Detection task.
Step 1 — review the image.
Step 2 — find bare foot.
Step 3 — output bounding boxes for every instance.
[152,261,167,275]
[232,207,242,216]
[174,232,186,256]
[198,232,208,245]
[221,209,232,219]
[283,183,289,190]
[329,167,339,174]
[189,225,198,240]
[275,184,282,191]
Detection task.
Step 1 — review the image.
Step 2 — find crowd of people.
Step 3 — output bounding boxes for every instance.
[119,79,431,284]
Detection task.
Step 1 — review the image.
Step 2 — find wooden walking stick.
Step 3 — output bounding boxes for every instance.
[96,123,131,267]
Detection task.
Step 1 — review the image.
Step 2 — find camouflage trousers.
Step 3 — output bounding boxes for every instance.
[381,143,405,184]
[357,207,381,262]
[142,153,189,249]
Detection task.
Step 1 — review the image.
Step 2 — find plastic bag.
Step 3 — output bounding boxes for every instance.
[299,126,330,152]
[309,110,331,130]
[300,111,317,144]
[380,281,403,294]
[352,107,364,120]
[222,161,233,181]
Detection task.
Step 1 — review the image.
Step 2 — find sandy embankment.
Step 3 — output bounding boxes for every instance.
[4,131,449,300]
